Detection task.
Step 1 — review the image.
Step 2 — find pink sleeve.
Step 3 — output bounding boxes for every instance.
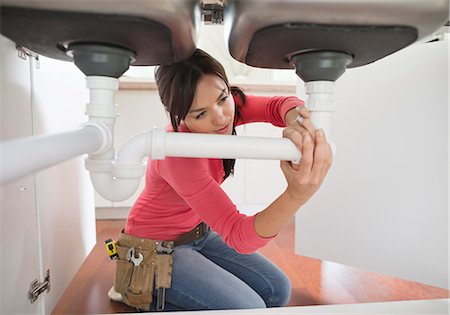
[157,157,272,254]
[235,95,304,127]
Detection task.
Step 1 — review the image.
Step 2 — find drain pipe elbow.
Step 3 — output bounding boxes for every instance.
[82,74,144,202]
[86,136,147,201]
[89,174,142,202]
[82,76,168,202]
[112,130,154,179]
[87,129,166,202]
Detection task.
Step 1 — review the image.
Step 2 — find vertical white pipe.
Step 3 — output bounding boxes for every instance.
[84,76,146,202]
[85,76,118,160]
[0,126,103,185]
[304,81,335,138]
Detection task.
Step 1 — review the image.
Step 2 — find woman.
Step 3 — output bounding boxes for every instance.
[113,49,332,311]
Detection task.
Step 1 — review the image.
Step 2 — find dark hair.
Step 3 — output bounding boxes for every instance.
[155,49,246,179]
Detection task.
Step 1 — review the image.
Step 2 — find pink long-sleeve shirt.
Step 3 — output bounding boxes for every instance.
[125,94,303,253]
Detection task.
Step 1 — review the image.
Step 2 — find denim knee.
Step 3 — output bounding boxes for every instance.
[266,270,292,307]
[230,292,267,309]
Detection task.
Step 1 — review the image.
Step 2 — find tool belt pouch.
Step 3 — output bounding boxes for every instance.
[155,253,173,290]
[114,233,158,311]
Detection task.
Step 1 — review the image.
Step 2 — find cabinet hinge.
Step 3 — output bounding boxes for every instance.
[16,45,40,69]
[28,269,50,303]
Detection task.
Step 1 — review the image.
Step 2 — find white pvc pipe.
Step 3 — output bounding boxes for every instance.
[83,75,151,202]
[0,126,103,185]
[86,127,302,202]
[89,174,142,202]
[82,76,299,202]
[113,128,301,163]
[164,132,301,161]
[84,76,130,201]
[85,76,118,161]
[115,131,151,168]
[83,77,336,202]
[305,81,335,138]
[85,131,150,202]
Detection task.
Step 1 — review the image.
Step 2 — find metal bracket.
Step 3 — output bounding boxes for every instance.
[17,45,40,69]
[28,269,50,303]
[201,0,224,24]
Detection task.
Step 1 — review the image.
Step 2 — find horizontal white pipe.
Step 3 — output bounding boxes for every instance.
[88,78,337,203]
[0,126,103,185]
[113,128,304,163]
[164,132,301,161]
[86,128,303,201]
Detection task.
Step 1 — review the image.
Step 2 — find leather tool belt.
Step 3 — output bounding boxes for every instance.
[113,222,210,311]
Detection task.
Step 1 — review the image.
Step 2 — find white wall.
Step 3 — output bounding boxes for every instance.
[295,40,448,289]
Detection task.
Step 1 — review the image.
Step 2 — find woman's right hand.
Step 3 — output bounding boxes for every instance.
[254,124,333,238]
[280,126,333,206]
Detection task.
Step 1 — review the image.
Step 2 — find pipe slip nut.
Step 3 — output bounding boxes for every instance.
[112,164,146,179]
[81,121,112,155]
[305,81,336,112]
[149,128,167,160]
[85,159,113,173]
[305,99,335,112]
[86,76,119,90]
[305,81,335,94]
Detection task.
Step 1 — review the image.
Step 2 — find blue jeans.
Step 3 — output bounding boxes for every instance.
[151,230,291,311]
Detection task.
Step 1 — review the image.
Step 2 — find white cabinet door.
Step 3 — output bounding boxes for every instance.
[0,36,97,314]
[0,36,42,314]
[31,56,97,315]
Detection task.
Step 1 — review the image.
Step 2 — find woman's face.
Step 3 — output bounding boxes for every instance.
[182,74,235,135]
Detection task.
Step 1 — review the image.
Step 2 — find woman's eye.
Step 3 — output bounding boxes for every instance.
[219,96,228,104]
[196,112,206,119]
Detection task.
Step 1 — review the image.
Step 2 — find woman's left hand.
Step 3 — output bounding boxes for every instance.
[285,106,316,152]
